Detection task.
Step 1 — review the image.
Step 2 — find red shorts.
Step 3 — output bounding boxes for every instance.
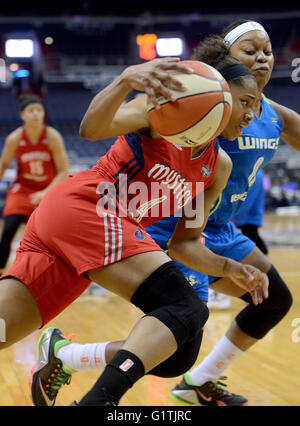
[1,169,162,325]
[2,183,38,217]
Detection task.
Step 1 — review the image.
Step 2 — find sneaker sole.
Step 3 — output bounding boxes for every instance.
[170,391,203,406]
[171,391,248,407]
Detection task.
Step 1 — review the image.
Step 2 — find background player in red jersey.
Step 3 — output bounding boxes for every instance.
[0,96,69,273]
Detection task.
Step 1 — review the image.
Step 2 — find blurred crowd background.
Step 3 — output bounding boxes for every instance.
[1,1,300,215]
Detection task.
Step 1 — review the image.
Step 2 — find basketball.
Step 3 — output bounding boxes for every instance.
[147,60,232,147]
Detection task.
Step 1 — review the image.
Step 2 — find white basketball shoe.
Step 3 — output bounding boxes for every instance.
[207,289,231,310]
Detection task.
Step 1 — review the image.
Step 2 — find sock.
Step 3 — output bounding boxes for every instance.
[56,342,110,371]
[189,335,244,385]
[78,349,145,406]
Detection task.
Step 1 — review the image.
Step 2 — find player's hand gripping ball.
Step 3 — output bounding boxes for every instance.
[147,60,232,147]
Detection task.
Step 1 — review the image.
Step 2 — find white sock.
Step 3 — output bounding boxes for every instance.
[189,335,244,385]
[57,341,110,371]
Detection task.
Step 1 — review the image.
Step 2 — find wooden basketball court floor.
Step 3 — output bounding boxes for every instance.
[0,214,300,406]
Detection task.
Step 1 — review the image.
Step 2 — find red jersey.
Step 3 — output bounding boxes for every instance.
[2,132,219,322]
[94,132,219,227]
[14,125,57,190]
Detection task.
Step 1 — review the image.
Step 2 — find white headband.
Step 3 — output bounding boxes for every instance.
[224,21,268,46]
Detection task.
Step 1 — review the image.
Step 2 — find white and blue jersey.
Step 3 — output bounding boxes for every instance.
[233,169,265,228]
[146,95,282,301]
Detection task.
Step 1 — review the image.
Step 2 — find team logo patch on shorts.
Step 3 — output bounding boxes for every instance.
[134,229,144,240]
[186,274,200,286]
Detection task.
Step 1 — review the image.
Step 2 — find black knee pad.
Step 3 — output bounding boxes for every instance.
[236,265,293,339]
[131,261,209,347]
[240,224,268,255]
[0,214,26,268]
[148,330,203,378]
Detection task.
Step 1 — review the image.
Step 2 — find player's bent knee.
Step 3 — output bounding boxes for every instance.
[147,297,208,346]
[148,330,204,378]
[236,265,292,339]
[0,277,42,349]
[131,261,209,346]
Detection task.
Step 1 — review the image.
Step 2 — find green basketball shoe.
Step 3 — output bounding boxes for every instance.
[30,327,76,406]
[171,373,248,406]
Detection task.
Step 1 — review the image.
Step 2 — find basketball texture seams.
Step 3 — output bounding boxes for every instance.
[149,92,224,136]
[147,60,232,147]
[147,73,223,111]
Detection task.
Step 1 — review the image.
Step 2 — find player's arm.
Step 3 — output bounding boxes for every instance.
[79,58,192,141]
[168,147,233,276]
[29,128,69,205]
[0,129,20,180]
[44,127,69,190]
[269,100,300,151]
[168,149,268,304]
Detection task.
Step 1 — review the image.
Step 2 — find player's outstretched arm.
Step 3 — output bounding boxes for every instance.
[270,99,300,151]
[0,130,19,181]
[79,58,193,141]
[29,127,70,205]
[168,147,232,277]
[168,148,268,305]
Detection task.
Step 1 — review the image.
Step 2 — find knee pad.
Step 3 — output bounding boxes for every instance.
[236,265,293,339]
[0,215,25,268]
[240,225,268,254]
[131,261,209,347]
[148,330,203,378]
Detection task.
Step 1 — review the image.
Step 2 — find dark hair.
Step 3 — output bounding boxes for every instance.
[220,19,250,38]
[19,94,44,112]
[192,35,255,87]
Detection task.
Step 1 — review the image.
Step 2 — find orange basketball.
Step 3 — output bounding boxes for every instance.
[147,60,232,147]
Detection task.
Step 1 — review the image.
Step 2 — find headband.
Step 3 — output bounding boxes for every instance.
[224,21,268,46]
[219,63,252,81]
[19,98,43,111]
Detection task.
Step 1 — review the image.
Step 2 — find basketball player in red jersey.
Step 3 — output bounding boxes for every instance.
[0,58,266,407]
[0,96,69,273]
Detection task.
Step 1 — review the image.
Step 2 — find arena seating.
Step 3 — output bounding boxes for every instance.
[1,79,300,214]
